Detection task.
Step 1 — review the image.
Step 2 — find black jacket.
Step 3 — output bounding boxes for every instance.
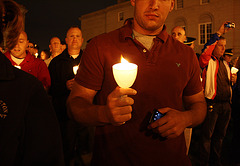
[48,49,82,121]
[0,52,64,166]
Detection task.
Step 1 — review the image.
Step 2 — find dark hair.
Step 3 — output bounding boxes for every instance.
[0,0,23,50]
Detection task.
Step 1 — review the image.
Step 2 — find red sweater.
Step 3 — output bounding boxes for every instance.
[5,51,51,88]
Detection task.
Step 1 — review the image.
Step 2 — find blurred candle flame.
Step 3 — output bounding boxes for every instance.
[121,56,129,63]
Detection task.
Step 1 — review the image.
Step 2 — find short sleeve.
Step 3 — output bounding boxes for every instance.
[75,37,104,91]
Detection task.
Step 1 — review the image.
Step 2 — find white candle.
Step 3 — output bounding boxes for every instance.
[231,67,239,74]
[112,56,138,88]
[73,65,79,75]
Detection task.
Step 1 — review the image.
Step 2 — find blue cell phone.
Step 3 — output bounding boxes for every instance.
[149,109,165,123]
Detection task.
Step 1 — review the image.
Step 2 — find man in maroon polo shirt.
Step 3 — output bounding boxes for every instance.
[67,0,206,165]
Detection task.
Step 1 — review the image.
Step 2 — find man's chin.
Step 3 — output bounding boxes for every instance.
[142,20,162,30]
[12,53,22,58]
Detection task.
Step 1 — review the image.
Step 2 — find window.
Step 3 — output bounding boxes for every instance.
[118,12,124,22]
[175,0,183,9]
[199,22,212,45]
[201,0,210,5]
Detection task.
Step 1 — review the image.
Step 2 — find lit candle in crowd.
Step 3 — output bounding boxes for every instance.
[112,56,138,88]
[34,52,38,58]
[73,65,79,75]
[231,67,239,74]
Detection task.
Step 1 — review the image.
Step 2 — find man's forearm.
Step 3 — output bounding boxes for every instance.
[67,96,109,126]
[184,101,207,128]
[183,91,207,128]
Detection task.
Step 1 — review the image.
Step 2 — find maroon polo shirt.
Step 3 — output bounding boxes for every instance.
[75,22,202,166]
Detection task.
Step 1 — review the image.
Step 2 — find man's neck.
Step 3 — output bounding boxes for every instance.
[132,20,163,36]
[51,52,60,58]
[213,54,222,60]
[10,53,25,65]
[68,49,80,55]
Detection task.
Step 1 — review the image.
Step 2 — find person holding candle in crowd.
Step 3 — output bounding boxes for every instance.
[48,26,91,166]
[0,0,64,165]
[67,0,206,165]
[4,31,51,91]
[196,22,236,166]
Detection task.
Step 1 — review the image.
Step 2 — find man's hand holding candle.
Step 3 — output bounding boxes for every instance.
[104,87,137,126]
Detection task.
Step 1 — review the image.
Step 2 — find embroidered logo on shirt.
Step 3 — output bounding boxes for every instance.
[176,63,181,67]
[0,100,8,119]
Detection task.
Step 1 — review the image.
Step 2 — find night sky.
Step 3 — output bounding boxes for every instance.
[14,0,117,51]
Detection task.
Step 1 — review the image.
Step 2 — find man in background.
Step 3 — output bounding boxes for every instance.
[171,26,186,43]
[26,41,34,55]
[49,26,91,166]
[44,36,62,67]
[197,21,236,166]
[4,31,51,90]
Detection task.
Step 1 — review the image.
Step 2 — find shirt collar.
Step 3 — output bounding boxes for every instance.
[119,20,169,43]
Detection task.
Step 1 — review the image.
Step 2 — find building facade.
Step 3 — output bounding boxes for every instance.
[79,0,240,56]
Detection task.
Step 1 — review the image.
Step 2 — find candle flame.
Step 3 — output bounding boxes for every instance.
[121,55,129,63]
[113,55,138,88]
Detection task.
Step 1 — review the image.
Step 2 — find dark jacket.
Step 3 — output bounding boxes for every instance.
[0,52,64,166]
[48,49,82,121]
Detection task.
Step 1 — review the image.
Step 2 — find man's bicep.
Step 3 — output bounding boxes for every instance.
[69,81,97,104]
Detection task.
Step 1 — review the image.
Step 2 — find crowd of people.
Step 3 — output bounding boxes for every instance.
[0,0,239,166]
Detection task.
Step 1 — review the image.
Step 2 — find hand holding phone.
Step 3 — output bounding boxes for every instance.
[149,109,165,124]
